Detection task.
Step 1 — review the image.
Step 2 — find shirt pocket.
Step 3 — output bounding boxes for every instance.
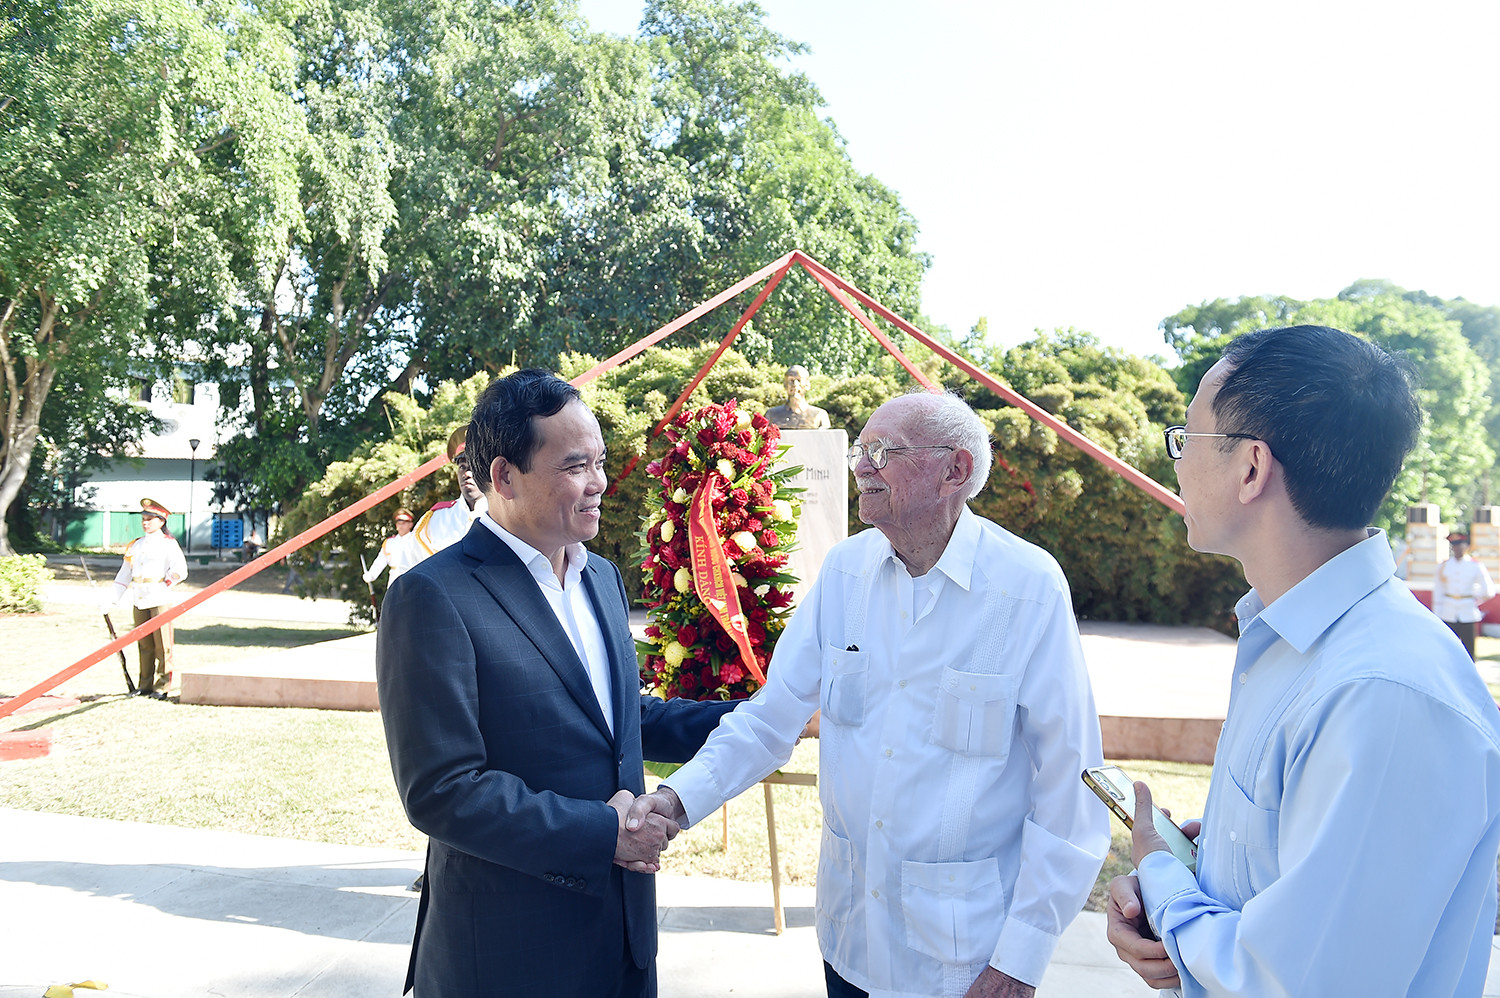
[820,646,868,727]
[817,822,856,925]
[900,857,1005,966]
[931,668,1019,760]
[1221,776,1280,902]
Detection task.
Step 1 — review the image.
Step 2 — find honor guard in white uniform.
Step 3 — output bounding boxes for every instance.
[411,426,484,558]
[364,507,419,583]
[1433,529,1495,660]
[100,498,188,698]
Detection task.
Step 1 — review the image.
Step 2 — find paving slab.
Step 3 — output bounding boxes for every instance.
[0,808,1184,998]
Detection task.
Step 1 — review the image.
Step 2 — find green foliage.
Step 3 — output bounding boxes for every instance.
[0,553,52,613]
[278,376,491,623]
[288,332,1244,628]
[0,0,306,553]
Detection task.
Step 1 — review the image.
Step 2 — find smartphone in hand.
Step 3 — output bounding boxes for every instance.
[1083,764,1198,873]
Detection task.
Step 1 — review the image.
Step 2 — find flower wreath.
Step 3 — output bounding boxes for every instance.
[637,399,802,701]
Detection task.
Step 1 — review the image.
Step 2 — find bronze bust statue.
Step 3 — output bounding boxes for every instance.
[766,365,831,429]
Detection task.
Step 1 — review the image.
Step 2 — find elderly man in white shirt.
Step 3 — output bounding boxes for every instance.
[628,390,1109,998]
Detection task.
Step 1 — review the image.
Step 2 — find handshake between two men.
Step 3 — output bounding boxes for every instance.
[607,786,688,873]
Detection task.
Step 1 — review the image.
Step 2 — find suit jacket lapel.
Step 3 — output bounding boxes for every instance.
[466,529,614,744]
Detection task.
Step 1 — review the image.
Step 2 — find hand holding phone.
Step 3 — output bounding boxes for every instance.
[1083,765,1198,873]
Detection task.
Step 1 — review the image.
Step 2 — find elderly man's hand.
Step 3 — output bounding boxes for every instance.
[624,785,687,831]
[608,790,678,873]
[961,965,1034,997]
[1106,875,1181,990]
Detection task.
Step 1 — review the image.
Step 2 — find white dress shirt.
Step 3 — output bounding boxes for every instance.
[1432,555,1494,623]
[667,507,1109,997]
[1138,530,1500,997]
[478,512,614,735]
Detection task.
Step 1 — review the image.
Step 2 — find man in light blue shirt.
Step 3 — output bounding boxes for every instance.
[1106,324,1500,996]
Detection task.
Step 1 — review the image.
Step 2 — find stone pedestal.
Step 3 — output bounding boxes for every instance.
[1471,505,1500,581]
[1405,503,1444,587]
[774,429,848,601]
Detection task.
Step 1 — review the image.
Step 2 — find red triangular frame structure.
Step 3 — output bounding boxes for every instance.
[0,249,1182,720]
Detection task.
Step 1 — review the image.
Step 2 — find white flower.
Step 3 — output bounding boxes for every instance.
[673,567,693,593]
[716,459,735,480]
[663,641,686,667]
[731,573,746,588]
[771,498,794,522]
[660,520,675,543]
[754,584,770,597]
[734,409,753,430]
[730,531,758,553]
[672,487,690,504]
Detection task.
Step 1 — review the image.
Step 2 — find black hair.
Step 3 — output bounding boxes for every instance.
[466,369,582,491]
[1212,325,1421,530]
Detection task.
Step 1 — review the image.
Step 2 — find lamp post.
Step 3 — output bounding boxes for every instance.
[188,437,200,553]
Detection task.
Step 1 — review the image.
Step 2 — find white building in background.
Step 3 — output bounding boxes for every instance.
[67,380,253,555]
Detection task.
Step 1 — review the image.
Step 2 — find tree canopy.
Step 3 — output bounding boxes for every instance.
[4,0,931,541]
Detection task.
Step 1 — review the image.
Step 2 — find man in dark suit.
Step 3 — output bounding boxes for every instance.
[377,369,736,998]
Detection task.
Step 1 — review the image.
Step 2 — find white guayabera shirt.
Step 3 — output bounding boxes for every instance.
[668,507,1110,998]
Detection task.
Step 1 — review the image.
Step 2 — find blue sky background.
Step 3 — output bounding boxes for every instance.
[577,1,1500,363]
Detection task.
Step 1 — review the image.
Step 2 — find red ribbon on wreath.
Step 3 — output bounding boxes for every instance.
[688,472,766,683]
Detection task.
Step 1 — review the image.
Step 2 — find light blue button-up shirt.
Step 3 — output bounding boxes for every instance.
[1139,530,1500,997]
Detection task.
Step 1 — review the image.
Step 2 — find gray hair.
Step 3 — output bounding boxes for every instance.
[902,388,992,501]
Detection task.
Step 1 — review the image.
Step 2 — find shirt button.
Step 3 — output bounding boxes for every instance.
[875,820,883,829]
[1229,830,1238,842]
[1238,673,1247,685]
[898,680,908,688]
[883,748,892,758]
[871,889,879,898]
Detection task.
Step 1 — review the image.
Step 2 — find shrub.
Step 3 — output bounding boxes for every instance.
[0,554,53,614]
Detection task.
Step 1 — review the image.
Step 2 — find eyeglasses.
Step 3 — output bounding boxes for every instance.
[1163,425,1258,460]
[847,440,954,472]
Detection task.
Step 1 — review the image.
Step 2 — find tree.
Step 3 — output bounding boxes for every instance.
[0,0,304,554]
[635,0,928,373]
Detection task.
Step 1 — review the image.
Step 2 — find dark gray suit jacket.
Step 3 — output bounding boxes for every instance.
[376,523,735,997]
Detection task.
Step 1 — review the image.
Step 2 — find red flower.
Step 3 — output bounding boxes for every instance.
[715,632,735,653]
[644,625,660,639]
[677,624,698,647]
[700,666,719,687]
[765,587,794,608]
[760,528,780,547]
[720,661,744,685]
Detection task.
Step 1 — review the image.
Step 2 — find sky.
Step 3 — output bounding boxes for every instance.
[575,0,1500,363]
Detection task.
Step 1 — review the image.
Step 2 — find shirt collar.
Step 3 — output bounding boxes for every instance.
[871,505,980,591]
[478,510,588,588]
[1241,528,1396,654]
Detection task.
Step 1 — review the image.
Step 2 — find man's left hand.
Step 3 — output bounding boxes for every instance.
[962,966,1034,998]
[1130,781,1171,868]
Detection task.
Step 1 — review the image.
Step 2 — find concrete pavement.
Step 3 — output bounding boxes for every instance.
[0,807,1157,997]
